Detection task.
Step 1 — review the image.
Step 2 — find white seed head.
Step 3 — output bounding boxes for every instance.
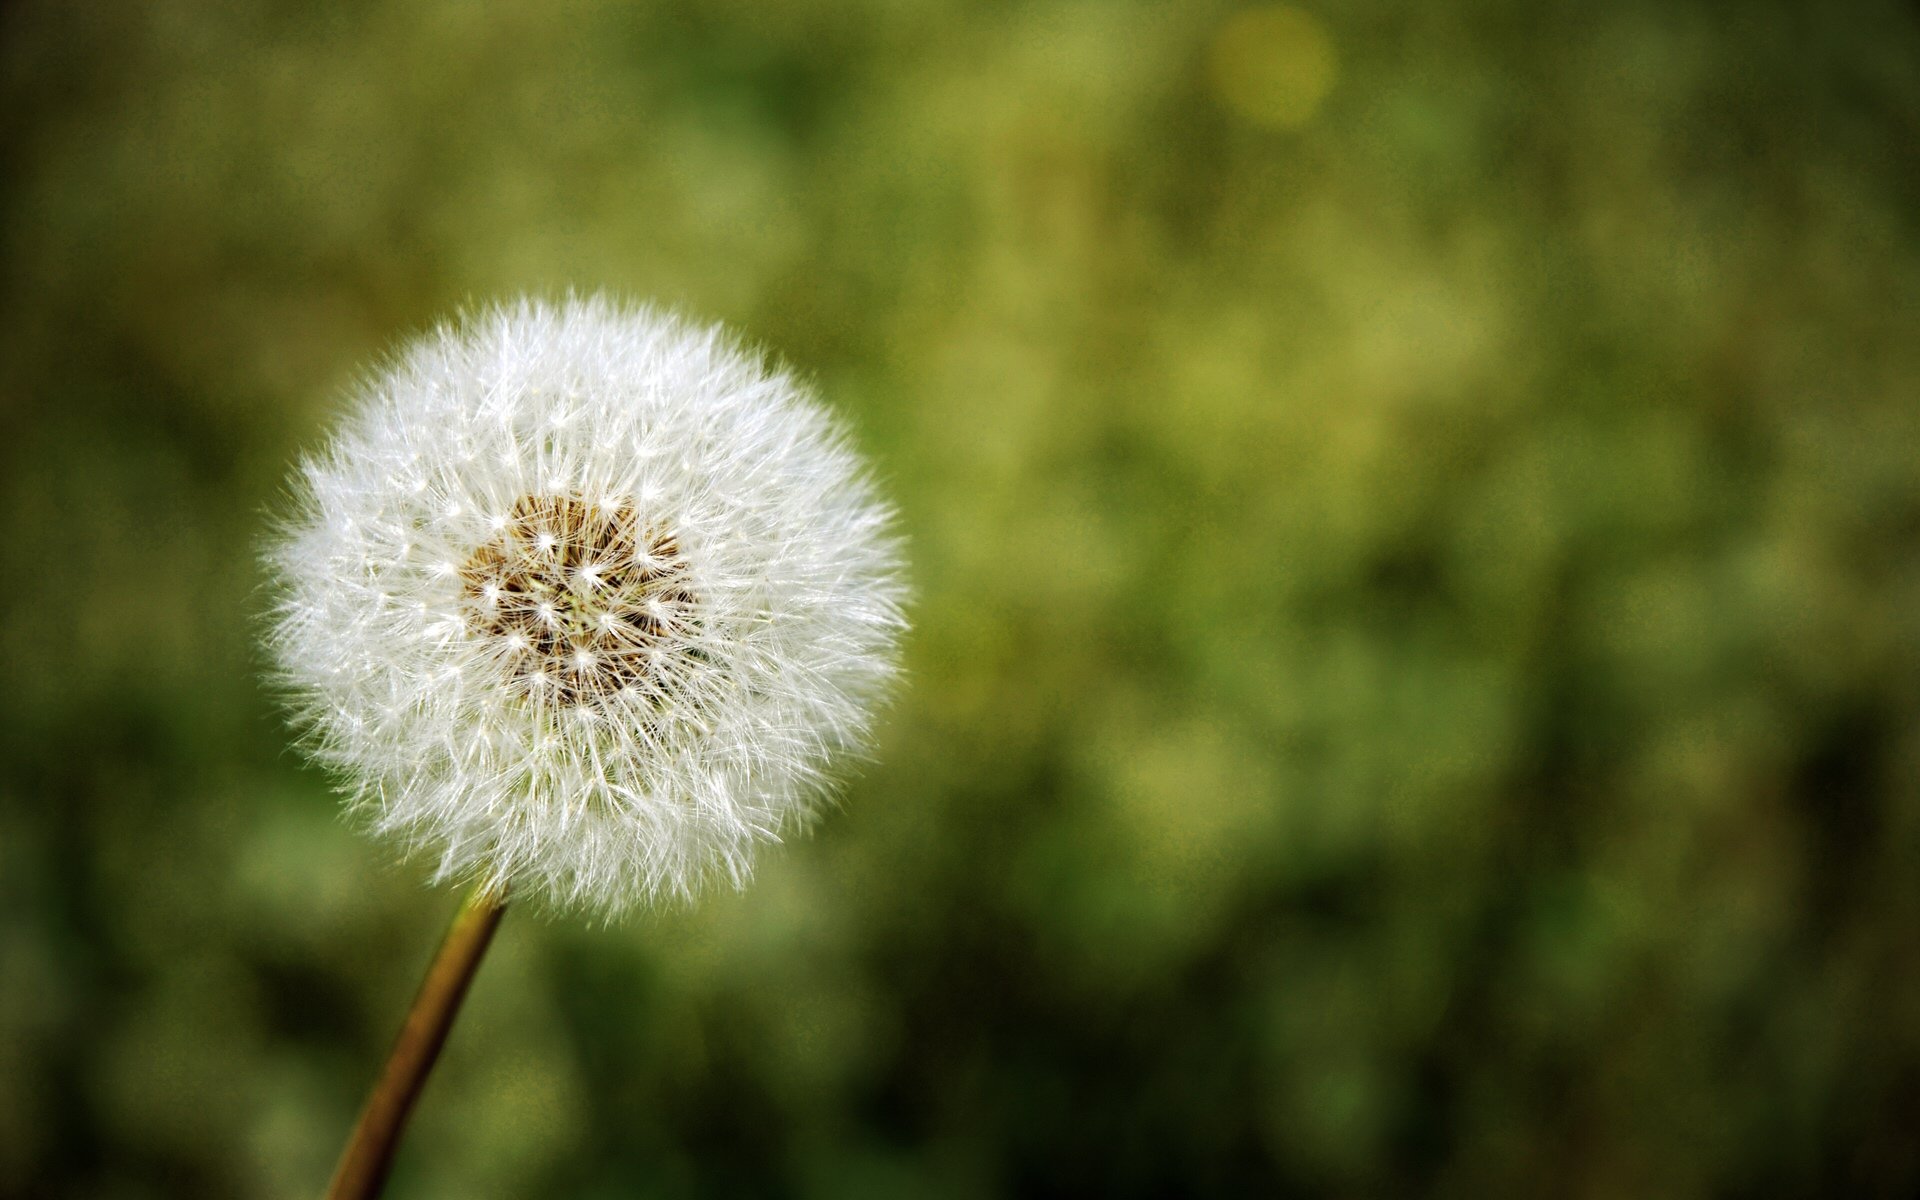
[267,296,907,916]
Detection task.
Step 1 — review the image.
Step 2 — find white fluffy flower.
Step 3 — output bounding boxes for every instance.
[268,296,907,915]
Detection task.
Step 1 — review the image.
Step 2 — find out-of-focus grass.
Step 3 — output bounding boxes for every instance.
[4,2,1920,1195]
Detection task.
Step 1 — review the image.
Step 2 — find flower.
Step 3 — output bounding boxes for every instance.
[268,296,907,915]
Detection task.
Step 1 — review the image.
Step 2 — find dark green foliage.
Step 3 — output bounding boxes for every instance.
[3,1,1919,1195]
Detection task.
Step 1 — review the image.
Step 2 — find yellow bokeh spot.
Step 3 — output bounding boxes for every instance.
[1209,5,1339,129]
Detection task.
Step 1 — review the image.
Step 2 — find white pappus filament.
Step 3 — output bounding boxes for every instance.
[267,295,908,915]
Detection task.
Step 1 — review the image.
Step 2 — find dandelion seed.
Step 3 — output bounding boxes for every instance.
[268,295,907,916]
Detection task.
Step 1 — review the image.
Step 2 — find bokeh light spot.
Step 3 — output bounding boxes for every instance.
[1209,5,1339,129]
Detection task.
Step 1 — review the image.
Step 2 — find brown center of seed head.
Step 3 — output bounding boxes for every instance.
[459,494,698,706]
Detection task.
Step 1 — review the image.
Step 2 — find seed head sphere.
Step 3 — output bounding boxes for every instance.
[269,297,907,915]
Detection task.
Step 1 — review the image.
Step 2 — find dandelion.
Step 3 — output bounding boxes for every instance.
[268,295,906,1197]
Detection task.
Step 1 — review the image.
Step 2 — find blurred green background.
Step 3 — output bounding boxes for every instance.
[5,1,1920,1195]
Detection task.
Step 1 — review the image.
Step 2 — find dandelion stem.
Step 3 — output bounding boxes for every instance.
[324,884,508,1200]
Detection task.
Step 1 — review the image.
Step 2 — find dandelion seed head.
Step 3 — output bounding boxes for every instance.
[267,295,907,915]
